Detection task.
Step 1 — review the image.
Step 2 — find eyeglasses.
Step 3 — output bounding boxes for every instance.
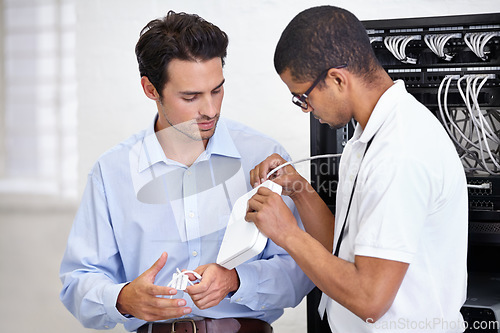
[291,64,348,110]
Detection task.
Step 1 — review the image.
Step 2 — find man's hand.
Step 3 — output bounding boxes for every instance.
[245,187,300,248]
[116,252,192,322]
[249,153,308,198]
[185,264,239,310]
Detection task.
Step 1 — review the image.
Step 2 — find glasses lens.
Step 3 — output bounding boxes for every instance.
[292,95,308,109]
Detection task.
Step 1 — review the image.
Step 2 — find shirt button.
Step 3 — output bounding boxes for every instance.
[186,170,192,176]
[192,251,198,257]
[236,298,242,302]
[188,212,195,218]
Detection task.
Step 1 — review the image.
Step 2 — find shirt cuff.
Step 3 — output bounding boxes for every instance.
[103,282,133,324]
[230,264,259,308]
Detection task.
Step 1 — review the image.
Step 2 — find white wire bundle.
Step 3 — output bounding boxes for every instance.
[437,74,500,174]
[423,33,461,61]
[383,35,420,64]
[464,32,500,61]
[165,268,202,298]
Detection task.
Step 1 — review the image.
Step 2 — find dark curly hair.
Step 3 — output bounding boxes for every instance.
[135,11,228,98]
[274,6,380,85]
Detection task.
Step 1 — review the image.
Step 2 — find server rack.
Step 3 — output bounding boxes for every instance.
[308,13,500,333]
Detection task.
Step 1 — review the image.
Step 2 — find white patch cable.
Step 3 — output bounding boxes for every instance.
[464,31,500,60]
[266,154,342,180]
[166,268,202,298]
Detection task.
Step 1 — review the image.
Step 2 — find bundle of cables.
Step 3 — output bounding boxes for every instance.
[383,35,420,64]
[464,32,500,61]
[423,33,461,61]
[438,74,500,174]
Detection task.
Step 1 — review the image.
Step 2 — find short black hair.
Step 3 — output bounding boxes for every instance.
[135,11,228,98]
[274,6,380,84]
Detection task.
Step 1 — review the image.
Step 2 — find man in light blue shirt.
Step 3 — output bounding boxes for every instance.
[59,10,312,333]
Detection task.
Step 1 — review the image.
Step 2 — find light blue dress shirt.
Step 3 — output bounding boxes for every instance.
[60,117,313,331]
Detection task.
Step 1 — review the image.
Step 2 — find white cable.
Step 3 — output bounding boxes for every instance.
[464,32,500,60]
[384,35,418,64]
[470,76,500,171]
[166,268,202,298]
[370,36,383,44]
[440,73,499,174]
[424,33,460,60]
[266,154,342,180]
[424,35,437,55]
[444,76,479,150]
[467,183,491,189]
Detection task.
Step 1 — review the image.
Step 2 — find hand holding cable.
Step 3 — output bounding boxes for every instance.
[250,153,308,198]
[250,153,342,198]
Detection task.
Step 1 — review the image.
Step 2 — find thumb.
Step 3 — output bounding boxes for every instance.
[195,264,209,276]
[144,252,168,282]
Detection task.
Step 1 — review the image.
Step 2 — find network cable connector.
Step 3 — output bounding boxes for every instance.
[424,33,461,61]
[369,36,383,44]
[464,31,500,61]
[384,35,421,64]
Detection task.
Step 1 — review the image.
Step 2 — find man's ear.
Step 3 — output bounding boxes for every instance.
[141,76,160,101]
[326,67,348,92]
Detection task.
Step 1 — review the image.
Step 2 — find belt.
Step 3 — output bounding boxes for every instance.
[137,318,272,333]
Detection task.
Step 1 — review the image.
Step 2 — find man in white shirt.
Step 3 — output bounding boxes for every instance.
[247,5,468,333]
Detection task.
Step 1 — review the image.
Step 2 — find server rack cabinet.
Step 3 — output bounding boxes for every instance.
[308,13,500,333]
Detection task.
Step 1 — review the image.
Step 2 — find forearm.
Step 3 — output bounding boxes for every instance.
[281,228,402,322]
[290,181,335,251]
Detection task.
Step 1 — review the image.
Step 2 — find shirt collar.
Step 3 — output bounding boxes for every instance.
[354,80,406,143]
[205,118,241,159]
[137,116,241,173]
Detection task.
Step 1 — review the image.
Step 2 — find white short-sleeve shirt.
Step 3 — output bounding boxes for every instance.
[324,81,468,333]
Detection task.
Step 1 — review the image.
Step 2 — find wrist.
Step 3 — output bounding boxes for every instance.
[280,223,306,251]
[230,268,240,293]
[116,283,131,316]
[289,178,315,202]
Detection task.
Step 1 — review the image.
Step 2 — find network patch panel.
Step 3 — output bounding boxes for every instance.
[363,13,500,219]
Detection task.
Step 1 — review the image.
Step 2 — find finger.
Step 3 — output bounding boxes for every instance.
[148,284,178,297]
[256,187,273,196]
[194,298,218,310]
[194,264,209,276]
[245,210,258,223]
[145,252,168,281]
[247,196,264,214]
[145,298,192,321]
[181,267,204,282]
[186,278,210,296]
[250,168,260,188]
[262,154,288,180]
[150,296,188,309]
